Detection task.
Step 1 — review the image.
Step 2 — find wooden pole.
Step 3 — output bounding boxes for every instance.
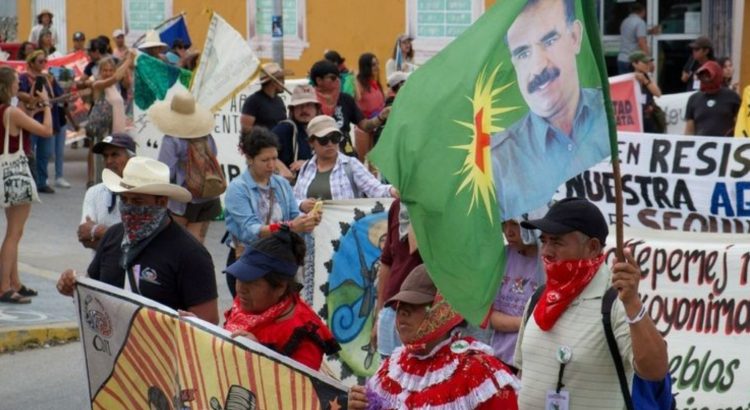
[612,157,625,262]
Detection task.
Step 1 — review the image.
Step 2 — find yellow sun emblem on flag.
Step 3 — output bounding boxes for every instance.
[453,64,519,223]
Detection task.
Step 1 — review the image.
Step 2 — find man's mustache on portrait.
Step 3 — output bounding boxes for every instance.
[528,66,561,94]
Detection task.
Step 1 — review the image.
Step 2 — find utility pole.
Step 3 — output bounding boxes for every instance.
[271,0,285,68]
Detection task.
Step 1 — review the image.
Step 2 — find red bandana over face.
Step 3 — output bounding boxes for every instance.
[533,254,606,331]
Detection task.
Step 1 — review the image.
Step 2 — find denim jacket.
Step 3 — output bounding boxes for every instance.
[224,170,299,246]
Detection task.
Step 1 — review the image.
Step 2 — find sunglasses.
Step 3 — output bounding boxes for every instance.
[315,132,342,146]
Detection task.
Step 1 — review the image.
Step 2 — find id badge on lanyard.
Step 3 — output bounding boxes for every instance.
[546,345,573,410]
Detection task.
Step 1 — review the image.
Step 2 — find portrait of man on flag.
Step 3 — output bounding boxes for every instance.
[491,0,611,219]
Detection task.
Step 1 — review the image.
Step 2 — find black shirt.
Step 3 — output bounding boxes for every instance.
[242,89,287,129]
[331,93,363,156]
[88,221,218,311]
[685,88,741,137]
[272,120,313,167]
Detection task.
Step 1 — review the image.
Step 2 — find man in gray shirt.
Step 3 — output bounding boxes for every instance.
[617,3,656,74]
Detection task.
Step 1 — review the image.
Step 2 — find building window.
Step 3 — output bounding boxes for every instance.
[0,1,18,42]
[123,0,173,44]
[407,0,484,63]
[247,0,308,60]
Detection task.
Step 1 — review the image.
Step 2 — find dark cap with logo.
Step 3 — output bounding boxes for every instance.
[73,31,85,41]
[521,197,608,245]
[92,133,137,154]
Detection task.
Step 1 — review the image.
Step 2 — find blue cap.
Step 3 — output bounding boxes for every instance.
[223,248,298,282]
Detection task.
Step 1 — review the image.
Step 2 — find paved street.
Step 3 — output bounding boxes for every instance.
[0,342,88,410]
[0,147,235,407]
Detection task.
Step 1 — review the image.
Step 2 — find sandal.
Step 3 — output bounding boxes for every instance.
[0,290,31,304]
[17,285,38,297]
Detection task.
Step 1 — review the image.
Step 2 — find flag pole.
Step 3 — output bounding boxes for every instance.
[132,12,188,47]
[612,158,625,262]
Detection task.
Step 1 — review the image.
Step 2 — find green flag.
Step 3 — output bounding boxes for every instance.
[369,0,616,324]
[134,53,193,110]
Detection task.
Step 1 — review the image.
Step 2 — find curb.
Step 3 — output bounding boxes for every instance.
[0,323,80,353]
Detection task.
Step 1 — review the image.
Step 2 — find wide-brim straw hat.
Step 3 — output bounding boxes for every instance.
[138,30,167,49]
[102,157,192,203]
[147,90,214,139]
[259,62,293,84]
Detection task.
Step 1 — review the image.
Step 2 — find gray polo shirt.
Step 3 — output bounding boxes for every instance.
[618,13,647,63]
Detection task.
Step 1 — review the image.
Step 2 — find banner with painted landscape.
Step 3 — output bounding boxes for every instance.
[604,228,750,409]
[555,132,750,232]
[74,278,348,410]
[310,199,394,384]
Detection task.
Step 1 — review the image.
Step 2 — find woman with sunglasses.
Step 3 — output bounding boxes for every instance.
[293,115,397,213]
[17,49,63,194]
[347,265,520,409]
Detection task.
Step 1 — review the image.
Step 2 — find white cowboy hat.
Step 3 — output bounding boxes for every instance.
[138,30,167,50]
[103,156,192,203]
[147,90,214,139]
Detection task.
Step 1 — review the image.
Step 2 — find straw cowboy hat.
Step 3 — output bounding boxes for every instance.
[138,30,167,50]
[103,157,192,203]
[259,62,293,84]
[147,90,214,139]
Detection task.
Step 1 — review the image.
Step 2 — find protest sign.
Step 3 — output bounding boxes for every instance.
[555,132,750,233]
[75,277,348,409]
[605,227,750,409]
[655,91,694,135]
[311,199,394,383]
[609,73,643,132]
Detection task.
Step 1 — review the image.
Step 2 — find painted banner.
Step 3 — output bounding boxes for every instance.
[654,91,694,136]
[554,132,750,233]
[190,13,261,113]
[75,277,348,410]
[311,199,394,383]
[603,227,750,409]
[609,73,643,132]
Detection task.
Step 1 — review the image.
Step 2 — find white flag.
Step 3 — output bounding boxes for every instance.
[190,13,260,112]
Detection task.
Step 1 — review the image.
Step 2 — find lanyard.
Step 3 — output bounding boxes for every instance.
[556,345,573,393]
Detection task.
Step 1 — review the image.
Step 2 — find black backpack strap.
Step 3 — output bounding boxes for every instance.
[601,286,634,410]
[523,284,545,327]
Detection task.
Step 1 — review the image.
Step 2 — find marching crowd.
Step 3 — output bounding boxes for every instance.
[0,2,743,408]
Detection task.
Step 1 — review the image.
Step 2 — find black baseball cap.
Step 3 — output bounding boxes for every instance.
[309,60,339,82]
[521,198,608,245]
[93,133,137,154]
[323,50,345,65]
[73,32,85,41]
